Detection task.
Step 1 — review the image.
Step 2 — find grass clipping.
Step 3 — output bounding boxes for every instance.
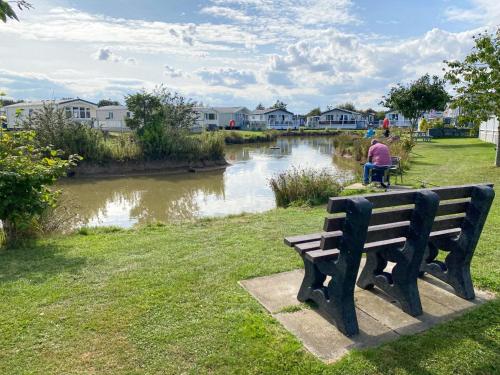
[269,167,346,208]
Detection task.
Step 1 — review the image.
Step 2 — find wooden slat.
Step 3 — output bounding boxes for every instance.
[294,240,321,255]
[323,200,470,232]
[436,200,470,216]
[304,229,462,264]
[431,214,465,231]
[320,214,465,250]
[305,249,340,263]
[327,183,493,213]
[284,232,324,247]
[321,221,409,249]
[306,237,407,263]
[323,207,412,232]
[429,228,461,240]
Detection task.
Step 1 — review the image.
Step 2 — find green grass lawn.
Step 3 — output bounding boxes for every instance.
[0,138,499,374]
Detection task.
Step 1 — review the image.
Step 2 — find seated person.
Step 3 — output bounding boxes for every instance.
[363,139,392,185]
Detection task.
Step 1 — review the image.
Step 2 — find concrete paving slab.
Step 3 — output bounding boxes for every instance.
[239,269,304,313]
[275,308,398,363]
[240,267,495,363]
[355,289,426,335]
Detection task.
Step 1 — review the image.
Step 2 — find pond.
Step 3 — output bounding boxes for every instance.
[59,137,355,228]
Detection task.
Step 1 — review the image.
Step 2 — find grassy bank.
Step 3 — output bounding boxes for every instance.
[0,138,499,374]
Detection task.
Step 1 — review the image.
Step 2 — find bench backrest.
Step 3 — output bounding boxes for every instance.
[321,183,494,251]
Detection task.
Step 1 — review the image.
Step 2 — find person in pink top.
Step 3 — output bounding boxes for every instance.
[363,139,392,185]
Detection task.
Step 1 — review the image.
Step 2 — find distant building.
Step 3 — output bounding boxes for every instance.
[1,98,97,129]
[213,107,250,129]
[249,108,295,130]
[96,105,132,132]
[307,108,366,129]
[384,110,412,127]
[193,106,219,132]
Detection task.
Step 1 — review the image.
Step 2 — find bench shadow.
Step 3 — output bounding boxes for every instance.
[0,241,87,284]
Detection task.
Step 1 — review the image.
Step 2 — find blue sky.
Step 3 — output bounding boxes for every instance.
[0,0,498,113]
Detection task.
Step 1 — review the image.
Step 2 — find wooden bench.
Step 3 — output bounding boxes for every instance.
[413,131,433,142]
[284,183,494,336]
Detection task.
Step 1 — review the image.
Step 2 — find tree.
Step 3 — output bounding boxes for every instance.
[444,28,500,166]
[255,103,265,110]
[306,107,321,117]
[381,74,450,132]
[125,87,198,160]
[0,131,79,245]
[337,102,357,112]
[0,1,32,22]
[97,99,121,107]
[271,100,287,110]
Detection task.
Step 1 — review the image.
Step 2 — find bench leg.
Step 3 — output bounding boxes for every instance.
[357,249,423,316]
[357,190,439,316]
[315,248,364,336]
[297,258,326,302]
[420,186,495,300]
[296,197,372,337]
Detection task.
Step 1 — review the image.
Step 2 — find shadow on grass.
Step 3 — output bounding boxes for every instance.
[354,300,499,374]
[409,160,437,166]
[432,142,494,150]
[0,241,87,284]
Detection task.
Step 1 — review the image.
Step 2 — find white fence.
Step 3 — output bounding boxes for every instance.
[479,117,499,145]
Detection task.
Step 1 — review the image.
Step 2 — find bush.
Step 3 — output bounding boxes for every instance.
[269,168,345,208]
[24,105,108,162]
[0,131,79,246]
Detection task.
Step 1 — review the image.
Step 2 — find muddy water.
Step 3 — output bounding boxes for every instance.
[59,137,354,228]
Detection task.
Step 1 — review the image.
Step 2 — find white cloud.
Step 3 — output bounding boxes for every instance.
[164,65,184,78]
[93,47,137,64]
[197,68,257,88]
[445,0,500,24]
[200,6,252,23]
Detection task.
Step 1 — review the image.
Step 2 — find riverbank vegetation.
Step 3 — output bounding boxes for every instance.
[269,168,346,207]
[0,138,498,374]
[333,131,415,169]
[23,88,226,165]
[0,131,78,246]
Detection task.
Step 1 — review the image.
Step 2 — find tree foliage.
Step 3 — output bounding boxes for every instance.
[125,86,196,133]
[381,74,450,128]
[0,0,32,22]
[337,102,357,112]
[445,28,500,166]
[255,103,265,110]
[271,100,287,110]
[306,107,321,117]
[444,29,499,124]
[0,131,79,245]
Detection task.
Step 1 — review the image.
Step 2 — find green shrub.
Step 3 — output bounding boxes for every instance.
[0,131,79,246]
[269,168,345,208]
[24,105,108,162]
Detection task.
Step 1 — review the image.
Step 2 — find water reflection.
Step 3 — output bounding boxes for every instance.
[59,137,352,228]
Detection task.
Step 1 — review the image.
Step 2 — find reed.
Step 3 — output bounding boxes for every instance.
[269,167,344,208]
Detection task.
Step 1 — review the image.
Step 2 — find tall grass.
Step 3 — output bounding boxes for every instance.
[224,130,278,144]
[333,133,414,169]
[269,168,345,207]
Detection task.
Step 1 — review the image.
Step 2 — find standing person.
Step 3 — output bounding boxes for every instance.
[363,139,392,185]
[383,117,390,137]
